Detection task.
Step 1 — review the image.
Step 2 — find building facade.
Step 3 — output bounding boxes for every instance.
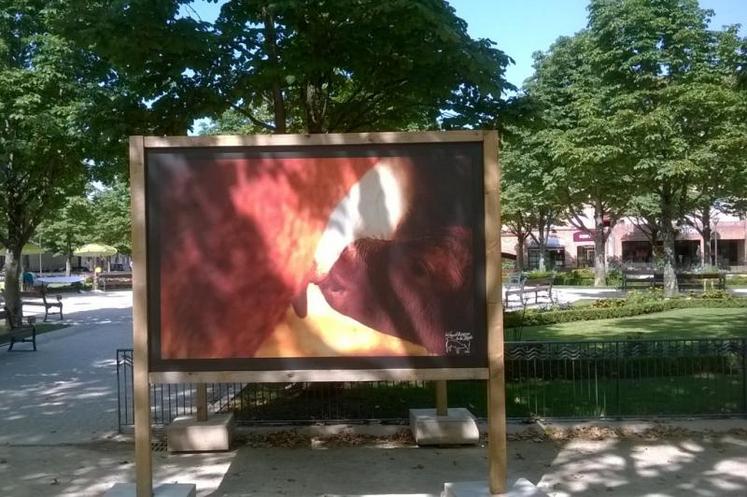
[502,212,747,271]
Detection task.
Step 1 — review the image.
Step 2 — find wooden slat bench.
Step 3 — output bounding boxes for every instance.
[97,272,132,291]
[504,273,555,307]
[676,272,726,290]
[621,271,656,289]
[22,285,63,321]
[1,306,37,351]
[524,276,554,304]
[622,271,726,290]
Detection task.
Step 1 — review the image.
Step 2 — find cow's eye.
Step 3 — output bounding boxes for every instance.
[412,261,428,278]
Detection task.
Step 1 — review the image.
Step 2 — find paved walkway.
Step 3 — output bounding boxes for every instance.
[0,289,745,497]
[0,291,133,445]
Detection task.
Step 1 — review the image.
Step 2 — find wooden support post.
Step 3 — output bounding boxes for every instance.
[130,136,153,497]
[435,380,448,416]
[484,131,507,495]
[195,384,208,422]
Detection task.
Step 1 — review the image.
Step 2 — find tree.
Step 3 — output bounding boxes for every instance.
[587,0,746,296]
[502,123,565,272]
[91,179,132,255]
[527,33,632,286]
[211,0,512,133]
[501,188,532,271]
[681,26,747,266]
[74,0,511,135]
[0,0,113,322]
[36,196,95,275]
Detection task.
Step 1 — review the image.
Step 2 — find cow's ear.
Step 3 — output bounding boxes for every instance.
[291,286,308,318]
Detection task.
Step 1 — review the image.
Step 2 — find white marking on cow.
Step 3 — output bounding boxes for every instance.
[313,159,412,277]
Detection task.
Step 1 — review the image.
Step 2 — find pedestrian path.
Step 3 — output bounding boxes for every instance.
[0,291,133,445]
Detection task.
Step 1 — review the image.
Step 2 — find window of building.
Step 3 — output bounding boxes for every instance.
[576,246,594,267]
[528,248,566,270]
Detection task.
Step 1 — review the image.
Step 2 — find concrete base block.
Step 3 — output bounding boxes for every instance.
[409,408,479,446]
[166,412,234,452]
[443,479,549,497]
[104,482,196,497]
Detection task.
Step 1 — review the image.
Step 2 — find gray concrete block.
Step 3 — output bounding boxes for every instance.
[166,412,234,452]
[443,479,549,497]
[104,482,196,497]
[409,408,479,446]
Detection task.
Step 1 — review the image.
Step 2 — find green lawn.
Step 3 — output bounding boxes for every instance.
[513,307,747,341]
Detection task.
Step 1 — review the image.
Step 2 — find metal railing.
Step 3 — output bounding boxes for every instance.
[116,337,747,431]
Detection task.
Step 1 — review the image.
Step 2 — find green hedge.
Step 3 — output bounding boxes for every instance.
[505,298,747,328]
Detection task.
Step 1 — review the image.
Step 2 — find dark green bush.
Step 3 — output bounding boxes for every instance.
[553,269,593,286]
[591,298,626,309]
[505,297,747,328]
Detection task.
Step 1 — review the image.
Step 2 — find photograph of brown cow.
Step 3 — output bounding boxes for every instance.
[148,143,484,363]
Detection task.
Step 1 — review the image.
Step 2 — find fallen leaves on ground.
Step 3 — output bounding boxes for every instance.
[238,428,415,448]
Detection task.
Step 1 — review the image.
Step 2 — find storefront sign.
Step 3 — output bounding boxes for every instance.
[573,231,595,242]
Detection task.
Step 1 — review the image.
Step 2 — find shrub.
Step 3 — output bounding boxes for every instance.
[504,297,747,328]
[625,288,664,305]
[591,298,626,309]
[606,269,622,287]
[689,289,732,300]
[526,270,554,280]
[553,269,594,286]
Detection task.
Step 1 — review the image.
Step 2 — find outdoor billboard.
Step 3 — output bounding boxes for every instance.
[132,132,499,380]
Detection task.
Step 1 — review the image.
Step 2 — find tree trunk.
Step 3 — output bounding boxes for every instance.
[304,83,325,133]
[537,240,547,272]
[593,232,606,287]
[66,254,72,276]
[516,237,526,271]
[593,202,607,287]
[4,247,23,326]
[660,212,679,297]
[700,208,712,267]
[263,8,286,133]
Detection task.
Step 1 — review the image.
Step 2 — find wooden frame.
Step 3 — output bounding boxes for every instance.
[130,130,504,496]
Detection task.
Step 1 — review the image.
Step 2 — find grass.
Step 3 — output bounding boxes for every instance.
[506,374,743,417]
[230,374,743,421]
[512,307,747,341]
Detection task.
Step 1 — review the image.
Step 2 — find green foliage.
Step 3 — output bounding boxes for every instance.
[625,288,665,305]
[587,0,747,294]
[552,268,596,286]
[506,295,747,328]
[605,268,623,287]
[35,195,95,260]
[688,289,732,300]
[101,0,513,134]
[91,179,131,255]
[590,298,626,309]
[525,270,554,280]
[0,0,126,317]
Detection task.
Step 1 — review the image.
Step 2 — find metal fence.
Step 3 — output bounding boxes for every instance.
[116,337,747,431]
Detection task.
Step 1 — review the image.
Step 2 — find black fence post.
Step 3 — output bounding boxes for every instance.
[116,349,122,433]
[615,341,621,417]
[742,339,747,415]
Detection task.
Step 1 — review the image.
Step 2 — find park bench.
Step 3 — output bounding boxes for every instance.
[22,285,63,321]
[676,272,726,290]
[524,276,554,304]
[622,271,726,291]
[504,273,527,308]
[621,271,656,289]
[504,273,554,308]
[1,306,37,351]
[97,272,132,291]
